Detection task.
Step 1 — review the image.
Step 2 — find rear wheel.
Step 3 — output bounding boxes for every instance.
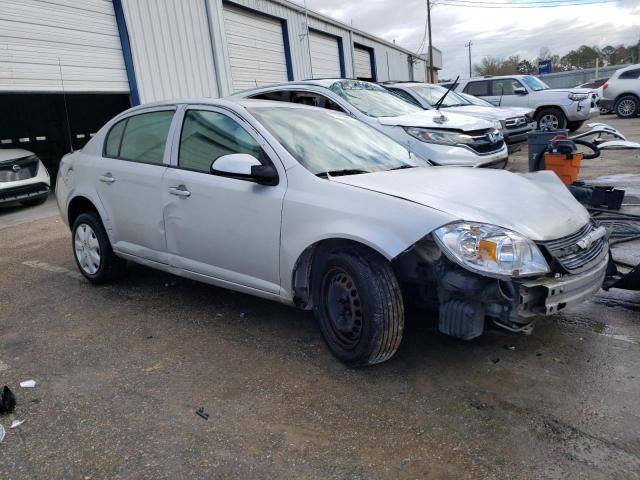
[72,212,126,284]
[536,108,567,130]
[312,245,404,367]
[614,95,639,118]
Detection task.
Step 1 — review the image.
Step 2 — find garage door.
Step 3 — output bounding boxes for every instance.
[309,31,342,79]
[223,5,289,92]
[354,47,373,80]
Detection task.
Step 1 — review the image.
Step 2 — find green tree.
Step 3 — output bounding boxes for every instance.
[517,59,535,74]
[473,57,504,76]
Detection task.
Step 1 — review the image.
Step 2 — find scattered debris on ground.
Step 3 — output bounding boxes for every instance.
[19,380,36,388]
[0,386,16,414]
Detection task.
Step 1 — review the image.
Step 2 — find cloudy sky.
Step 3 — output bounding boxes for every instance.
[291,0,640,79]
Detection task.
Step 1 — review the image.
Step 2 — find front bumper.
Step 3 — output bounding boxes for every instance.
[0,161,51,205]
[504,123,535,146]
[518,254,608,317]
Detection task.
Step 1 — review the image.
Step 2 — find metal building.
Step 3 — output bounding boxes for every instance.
[0,0,442,177]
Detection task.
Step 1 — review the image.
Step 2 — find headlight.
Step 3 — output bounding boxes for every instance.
[493,120,504,131]
[568,93,589,101]
[433,222,549,278]
[404,127,474,146]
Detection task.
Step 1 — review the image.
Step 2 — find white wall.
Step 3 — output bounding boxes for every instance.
[0,0,128,92]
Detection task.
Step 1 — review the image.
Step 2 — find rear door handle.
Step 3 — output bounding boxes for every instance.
[168,185,191,198]
[99,173,115,184]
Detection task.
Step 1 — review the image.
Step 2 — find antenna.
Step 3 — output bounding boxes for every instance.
[58,57,74,153]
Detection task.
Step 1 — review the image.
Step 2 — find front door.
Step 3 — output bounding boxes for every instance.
[486,78,530,108]
[162,107,286,294]
[96,108,175,263]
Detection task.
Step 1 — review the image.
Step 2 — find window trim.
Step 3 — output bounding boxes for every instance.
[173,106,280,185]
[102,106,177,166]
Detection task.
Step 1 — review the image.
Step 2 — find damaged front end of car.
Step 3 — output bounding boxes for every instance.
[393,221,610,340]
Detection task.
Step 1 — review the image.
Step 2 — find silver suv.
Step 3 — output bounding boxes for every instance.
[599,64,640,118]
[454,75,600,131]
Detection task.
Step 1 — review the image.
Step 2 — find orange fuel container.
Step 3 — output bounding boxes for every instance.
[543,152,583,185]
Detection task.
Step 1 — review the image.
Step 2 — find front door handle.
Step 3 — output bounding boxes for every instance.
[168,185,191,198]
[99,173,115,184]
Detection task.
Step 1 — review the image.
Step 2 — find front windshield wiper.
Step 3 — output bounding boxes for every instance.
[434,75,459,110]
[316,168,370,178]
[388,165,416,171]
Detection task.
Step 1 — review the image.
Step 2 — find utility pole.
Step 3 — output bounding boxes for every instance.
[465,41,473,77]
[426,0,433,83]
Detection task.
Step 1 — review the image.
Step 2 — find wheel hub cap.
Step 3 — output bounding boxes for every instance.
[324,270,363,349]
[74,224,101,275]
[539,114,559,130]
[619,99,636,116]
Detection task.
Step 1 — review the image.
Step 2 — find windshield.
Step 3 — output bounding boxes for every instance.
[409,85,470,108]
[459,92,494,107]
[521,76,549,91]
[330,80,422,118]
[248,106,429,175]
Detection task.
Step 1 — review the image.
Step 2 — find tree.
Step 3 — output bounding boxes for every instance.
[601,45,616,65]
[473,57,504,76]
[517,59,535,74]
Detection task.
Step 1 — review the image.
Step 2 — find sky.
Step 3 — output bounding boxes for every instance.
[290,0,640,79]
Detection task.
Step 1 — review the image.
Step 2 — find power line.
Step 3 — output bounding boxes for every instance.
[435,0,617,7]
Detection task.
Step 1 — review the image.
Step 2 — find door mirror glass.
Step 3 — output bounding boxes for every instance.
[211,153,261,176]
[513,87,527,95]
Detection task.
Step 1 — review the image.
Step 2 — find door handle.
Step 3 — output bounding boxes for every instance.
[168,185,191,198]
[99,173,115,184]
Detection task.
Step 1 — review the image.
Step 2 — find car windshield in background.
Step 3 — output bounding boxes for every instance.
[330,80,422,117]
[248,106,429,175]
[521,76,549,91]
[410,85,470,108]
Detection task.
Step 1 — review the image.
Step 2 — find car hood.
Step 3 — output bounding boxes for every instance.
[332,167,590,241]
[0,148,34,162]
[377,109,494,131]
[548,87,593,95]
[445,105,508,121]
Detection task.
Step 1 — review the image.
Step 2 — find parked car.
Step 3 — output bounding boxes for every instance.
[231,79,509,168]
[382,82,535,152]
[453,75,600,131]
[56,99,610,366]
[577,78,610,114]
[0,148,50,207]
[599,64,640,118]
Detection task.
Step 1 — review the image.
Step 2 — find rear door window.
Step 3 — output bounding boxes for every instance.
[104,110,174,165]
[463,81,489,96]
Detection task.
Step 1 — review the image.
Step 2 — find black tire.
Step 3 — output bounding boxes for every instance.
[21,196,48,207]
[311,245,404,367]
[535,108,567,131]
[71,212,126,284]
[614,95,639,118]
[567,121,584,132]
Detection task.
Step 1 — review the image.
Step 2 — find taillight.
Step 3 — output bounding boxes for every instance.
[603,83,608,90]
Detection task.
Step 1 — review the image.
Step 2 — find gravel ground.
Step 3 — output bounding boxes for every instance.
[0,116,639,480]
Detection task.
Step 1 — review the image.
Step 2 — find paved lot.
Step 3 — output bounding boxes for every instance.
[1,116,639,479]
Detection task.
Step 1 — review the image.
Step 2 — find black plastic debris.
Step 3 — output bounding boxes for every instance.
[503,345,516,351]
[196,407,209,420]
[0,386,16,414]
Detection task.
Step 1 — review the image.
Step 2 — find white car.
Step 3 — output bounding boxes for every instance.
[231,79,509,168]
[0,148,50,207]
[382,82,535,153]
[56,99,609,366]
[454,75,600,131]
[598,64,640,118]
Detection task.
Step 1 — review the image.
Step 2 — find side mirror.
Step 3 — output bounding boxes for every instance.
[513,87,527,95]
[210,153,278,186]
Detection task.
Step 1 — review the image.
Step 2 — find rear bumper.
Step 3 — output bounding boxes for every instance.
[518,254,608,317]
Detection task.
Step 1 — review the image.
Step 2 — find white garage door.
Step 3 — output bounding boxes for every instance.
[354,47,373,80]
[223,5,289,92]
[309,31,342,79]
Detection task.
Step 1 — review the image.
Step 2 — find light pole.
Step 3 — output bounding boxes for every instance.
[427,0,433,82]
[465,41,473,77]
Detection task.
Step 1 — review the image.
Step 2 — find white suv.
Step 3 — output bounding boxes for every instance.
[599,64,640,118]
[0,149,50,207]
[56,99,609,366]
[454,75,600,131]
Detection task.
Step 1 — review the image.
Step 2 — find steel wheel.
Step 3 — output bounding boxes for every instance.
[617,98,637,117]
[539,113,560,130]
[321,267,363,350]
[74,223,101,275]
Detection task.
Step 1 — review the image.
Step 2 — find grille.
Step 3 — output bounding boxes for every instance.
[461,129,504,155]
[540,223,608,274]
[504,116,526,129]
[0,155,39,183]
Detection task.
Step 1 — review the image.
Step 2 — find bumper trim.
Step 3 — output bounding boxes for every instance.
[518,254,608,316]
[0,183,50,204]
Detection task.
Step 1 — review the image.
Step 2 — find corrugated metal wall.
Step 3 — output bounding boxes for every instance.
[121,0,219,103]
[0,0,128,92]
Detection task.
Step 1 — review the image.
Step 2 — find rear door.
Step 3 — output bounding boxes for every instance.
[162,106,286,294]
[462,80,491,101]
[97,108,176,263]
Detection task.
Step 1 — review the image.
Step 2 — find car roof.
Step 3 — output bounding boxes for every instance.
[0,148,34,162]
[617,63,640,73]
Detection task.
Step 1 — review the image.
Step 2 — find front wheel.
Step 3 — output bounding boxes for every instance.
[312,246,404,367]
[72,212,126,284]
[536,108,567,131]
[614,95,639,118]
